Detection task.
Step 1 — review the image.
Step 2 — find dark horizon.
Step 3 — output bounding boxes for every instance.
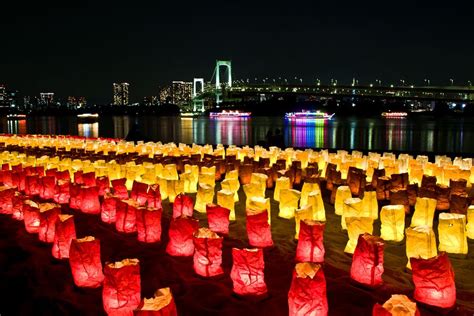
[1,0,473,104]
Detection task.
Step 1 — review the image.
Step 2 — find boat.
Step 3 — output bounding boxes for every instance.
[209,110,251,118]
[285,110,334,121]
[6,114,27,120]
[180,112,200,118]
[381,111,408,118]
[77,113,99,122]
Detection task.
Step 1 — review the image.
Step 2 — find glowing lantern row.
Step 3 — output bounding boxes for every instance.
[136,207,162,243]
[274,177,290,202]
[278,189,301,219]
[362,191,378,220]
[372,295,419,316]
[38,203,61,243]
[166,216,199,257]
[411,197,436,227]
[350,233,384,287]
[173,193,194,218]
[296,220,325,263]
[52,214,76,259]
[193,228,224,277]
[467,205,474,239]
[380,205,405,242]
[344,217,374,254]
[195,183,214,213]
[230,248,268,296]
[246,210,273,248]
[288,262,328,316]
[206,204,230,235]
[101,194,117,224]
[216,189,235,221]
[116,199,138,233]
[69,236,104,288]
[294,205,313,239]
[103,258,141,315]
[405,226,437,269]
[410,252,456,309]
[438,213,468,254]
[341,198,362,230]
[134,287,178,316]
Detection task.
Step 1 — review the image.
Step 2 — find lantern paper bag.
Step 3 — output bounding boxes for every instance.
[410,253,456,309]
[217,189,235,221]
[80,186,101,214]
[278,189,301,219]
[335,186,351,215]
[438,213,468,254]
[230,248,268,296]
[12,192,25,220]
[69,236,104,288]
[243,183,265,208]
[101,194,117,224]
[82,172,96,187]
[0,186,15,214]
[146,184,162,210]
[248,197,271,224]
[74,170,84,184]
[251,173,268,194]
[300,182,320,207]
[296,220,325,263]
[134,287,178,316]
[390,189,410,214]
[96,176,110,196]
[131,181,149,202]
[40,176,56,200]
[38,203,61,243]
[54,179,70,204]
[350,233,384,287]
[173,193,193,218]
[307,191,326,222]
[449,193,469,215]
[341,198,363,230]
[23,200,41,233]
[167,179,184,203]
[221,178,240,202]
[467,205,474,239]
[207,204,230,235]
[411,197,437,227]
[344,217,374,254]
[380,205,405,242]
[166,216,199,257]
[405,226,437,269]
[288,263,328,316]
[52,214,76,259]
[25,175,41,196]
[246,210,273,248]
[274,176,291,202]
[372,295,420,316]
[294,205,313,239]
[192,228,224,277]
[116,199,139,233]
[194,183,214,213]
[198,172,215,188]
[103,258,141,315]
[112,178,129,200]
[136,207,162,243]
[362,191,379,220]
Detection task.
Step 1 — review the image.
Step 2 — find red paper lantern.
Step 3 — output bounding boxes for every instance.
[0,170,13,187]
[12,192,25,220]
[96,176,111,196]
[101,194,118,224]
[131,181,149,205]
[350,233,384,287]
[54,179,71,204]
[134,287,178,316]
[172,193,193,218]
[74,170,84,184]
[103,258,141,316]
[246,210,273,248]
[56,170,71,181]
[69,182,82,210]
[112,178,129,200]
[38,203,61,243]
[82,172,97,187]
[206,204,230,235]
[69,236,104,288]
[146,184,162,210]
[296,220,325,263]
[116,199,139,233]
[288,262,328,316]
[52,214,76,259]
[372,294,420,316]
[23,200,41,233]
[80,186,101,215]
[166,216,199,257]
[45,168,57,178]
[410,252,456,309]
[0,186,15,214]
[193,228,224,277]
[136,207,162,243]
[40,176,57,200]
[230,248,268,296]
[11,170,26,192]
[25,175,41,196]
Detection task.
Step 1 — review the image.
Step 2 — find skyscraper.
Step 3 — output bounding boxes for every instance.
[113,83,129,105]
[39,92,54,106]
[171,81,192,105]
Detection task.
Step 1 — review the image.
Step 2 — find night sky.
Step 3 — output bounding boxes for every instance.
[1,0,473,104]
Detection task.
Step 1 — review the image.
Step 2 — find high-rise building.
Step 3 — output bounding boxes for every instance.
[159,85,172,104]
[172,81,193,106]
[0,85,7,108]
[67,96,87,109]
[143,96,158,106]
[39,92,54,106]
[113,83,130,105]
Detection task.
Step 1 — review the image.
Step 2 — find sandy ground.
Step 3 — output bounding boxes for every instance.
[0,183,473,316]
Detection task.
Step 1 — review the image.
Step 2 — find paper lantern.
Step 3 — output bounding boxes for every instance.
[12,192,25,220]
[116,199,139,233]
[220,178,240,202]
[96,176,110,196]
[0,186,15,214]
[216,189,235,221]
[288,262,328,316]
[103,258,141,315]
[296,220,325,263]
[376,176,391,201]
[54,179,70,204]
[294,205,313,239]
[306,191,325,222]
[81,172,96,187]
[69,236,104,288]
[69,183,82,210]
[136,207,162,243]
[146,184,162,210]
[131,181,149,204]
[246,210,273,248]
[52,214,76,259]
[40,175,56,200]
[390,172,409,190]
[405,226,437,269]
[449,193,469,215]
[449,178,467,196]
[173,193,193,218]
[239,164,254,185]
[194,183,214,213]
[230,248,268,296]
[380,205,405,242]
[344,216,374,254]
[362,191,378,220]
[134,287,178,316]
[167,179,184,203]
[184,164,199,193]
[251,172,268,195]
[300,182,320,207]
[112,178,129,200]
[25,175,41,196]
[101,194,117,224]
[80,186,101,214]
[38,202,61,243]
[435,184,450,211]
[410,252,456,309]
[389,189,410,214]
[334,186,351,215]
[350,233,384,287]
[248,197,271,224]
[341,198,363,230]
[467,205,474,239]
[74,170,84,184]
[192,228,224,277]
[278,189,301,219]
[206,204,230,235]
[166,216,199,257]
[411,197,437,227]
[198,172,215,188]
[23,200,40,233]
[372,295,420,316]
[347,167,366,197]
[438,213,468,254]
[243,182,265,208]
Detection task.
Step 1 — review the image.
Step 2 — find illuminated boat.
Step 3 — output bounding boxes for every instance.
[180,112,199,118]
[285,110,334,121]
[381,111,408,118]
[209,110,251,118]
[77,113,99,122]
[6,114,27,120]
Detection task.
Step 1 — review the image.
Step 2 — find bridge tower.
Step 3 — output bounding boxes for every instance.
[215,60,232,104]
[192,78,205,112]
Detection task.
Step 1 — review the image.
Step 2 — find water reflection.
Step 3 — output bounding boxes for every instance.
[78,122,99,138]
[7,119,27,134]
[112,116,130,139]
[286,119,327,148]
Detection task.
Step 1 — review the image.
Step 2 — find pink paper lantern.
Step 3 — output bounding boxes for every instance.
[172,193,193,218]
[38,203,61,243]
[12,192,25,220]
[166,216,199,257]
[40,176,57,200]
[11,170,26,191]
[206,204,230,235]
[131,181,149,205]
[134,287,178,316]
[69,182,82,210]
[69,236,104,288]
[193,228,224,277]
[350,233,384,287]
[25,175,41,196]
[296,220,325,263]
[0,186,15,214]
[101,194,117,224]
[96,176,111,196]
[246,210,273,248]
[146,184,162,209]
[82,172,97,187]
[116,199,138,233]
[23,200,41,233]
[230,248,268,296]
[52,214,76,259]
[54,179,71,204]
[74,170,84,184]
[136,207,162,243]
[80,186,101,215]
[112,178,129,199]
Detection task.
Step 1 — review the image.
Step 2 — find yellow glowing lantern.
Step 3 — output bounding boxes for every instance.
[380,205,405,242]
[344,216,374,254]
[221,178,240,202]
[184,164,199,193]
[225,169,239,180]
[251,173,268,194]
[199,172,216,188]
[278,189,301,219]
[167,179,184,203]
[201,165,216,177]
[307,191,325,221]
[342,198,363,230]
[274,177,291,202]
[411,197,437,227]
[362,191,378,220]
[467,205,474,239]
[243,183,265,208]
[195,183,214,213]
[141,165,157,185]
[438,213,468,255]
[217,189,235,221]
[157,177,168,200]
[300,182,321,207]
[405,226,437,269]
[294,205,313,239]
[163,164,178,180]
[248,196,271,224]
[334,186,351,216]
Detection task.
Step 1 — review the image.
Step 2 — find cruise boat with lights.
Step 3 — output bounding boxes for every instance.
[285,110,335,121]
[209,110,251,118]
[77,113,99,122]
[6,114,27,120]
[381,111,408,118]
